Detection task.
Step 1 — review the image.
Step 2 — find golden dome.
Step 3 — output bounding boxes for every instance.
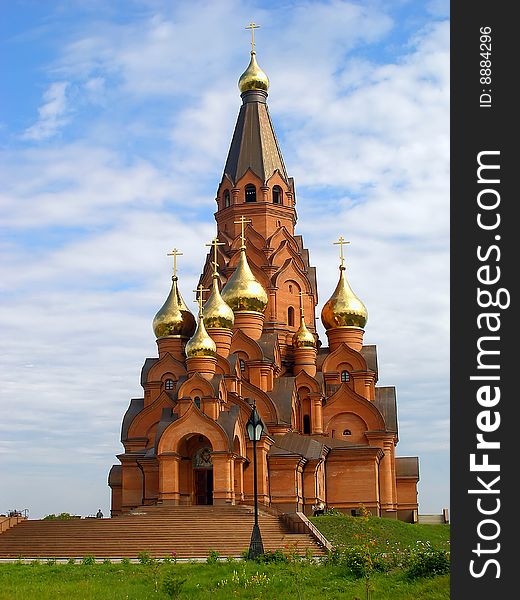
[185,312,217,358]
[238,51,269,93]
[293,314,316,349]
[321,265,368,330]
[153,276,196,339]
[221,248,268,314]
[203,274,235,330]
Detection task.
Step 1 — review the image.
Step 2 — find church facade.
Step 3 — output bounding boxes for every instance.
[108,44,419,523]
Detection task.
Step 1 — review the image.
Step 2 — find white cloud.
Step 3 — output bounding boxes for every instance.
[22,82,70,141]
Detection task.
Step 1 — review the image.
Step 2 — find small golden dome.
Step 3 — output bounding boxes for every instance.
[238,51,269,93]
[153,276,196,339]
[203,275,235,330]
[321,266,368,330]
[293,315,316,349]
[185,312,217,358]
[221,248,268,313]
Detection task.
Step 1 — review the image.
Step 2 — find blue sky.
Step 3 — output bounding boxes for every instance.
[0,0,449,518]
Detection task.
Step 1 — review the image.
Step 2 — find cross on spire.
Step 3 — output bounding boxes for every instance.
[234,216,252,248]
[193,283,211,316]
[298,290,309,316]
[206,237,225,277]
[333,236,350,267]
[167,248,183,277]
[245,21,260,53]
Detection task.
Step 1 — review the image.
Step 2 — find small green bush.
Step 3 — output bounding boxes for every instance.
[138,550,154,565]
[206,550,220,564]
[162,570,187,598]
[256,549,289,564]
[120,557,131,566]
[81,555,96,565]
[46,558,57,566]
[406,547,450,579]
[102,557,111,565]
[67,557,76,565]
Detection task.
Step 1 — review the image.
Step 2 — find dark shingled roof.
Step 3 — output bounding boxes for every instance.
[108,464,122,486]
[153,407,177,452]
[270,432,326,460]
[141,358,158,387]
[267,377,295,424]
[257,332,278,363]
[223,95,288,185]
[121,398,144,442]
[374,386,398,434]
[216,404,240,446]
[361,345,378,377]
[396,456,420,479]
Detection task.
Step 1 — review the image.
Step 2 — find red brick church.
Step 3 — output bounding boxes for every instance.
[108,41,419,523]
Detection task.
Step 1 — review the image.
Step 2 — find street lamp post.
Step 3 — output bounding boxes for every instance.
[246,401,264,559]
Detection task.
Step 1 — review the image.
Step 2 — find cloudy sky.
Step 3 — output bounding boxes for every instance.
[0,0,449,518]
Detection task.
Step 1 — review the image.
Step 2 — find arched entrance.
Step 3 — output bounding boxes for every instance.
[193,446,213,505]
[177,433,214,505]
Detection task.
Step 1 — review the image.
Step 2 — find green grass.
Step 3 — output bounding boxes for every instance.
[0,562,449,599]
[0,516,450,599]
[310,514,450,553]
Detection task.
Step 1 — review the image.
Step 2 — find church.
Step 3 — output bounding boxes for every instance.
[108,36,419,523]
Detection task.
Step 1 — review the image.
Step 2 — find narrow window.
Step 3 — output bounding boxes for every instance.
[272,185,282,204]
[303,414,311,434]
[341,370,350,383]
[289,284,293,294]
[245,184,256,202]
[194,396,201,409]
[288,306,295,327]
[239,359,246,372]
[224,189,231,208]
[165,379,174,390]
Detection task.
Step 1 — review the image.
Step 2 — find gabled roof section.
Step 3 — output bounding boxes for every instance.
[223,97,288,186]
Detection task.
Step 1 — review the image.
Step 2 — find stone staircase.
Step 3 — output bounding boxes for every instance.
[417,513,448,524]
[0,505,325,559]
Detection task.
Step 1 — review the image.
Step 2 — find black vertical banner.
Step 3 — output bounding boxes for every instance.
[451,2,515,598]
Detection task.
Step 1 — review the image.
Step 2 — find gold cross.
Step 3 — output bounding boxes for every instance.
[234,216,252,248]
[206,237,225,276]
[298,290,309,316]
[167,248,183,277]
[245,21,260,52]
[193,283,211,315]
[333,236,350,267]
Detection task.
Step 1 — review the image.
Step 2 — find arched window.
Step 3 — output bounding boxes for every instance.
[245,184,256,202]
[194,396,201,409]
[288,306,295,327]
[239,359,246,372]
[303,414,311,434]
[165,379,174,390]
[224,189,231,208]
[341,370,350,382]
[289,284,293,293]
[343,429,352,436]
[272,186,282,204]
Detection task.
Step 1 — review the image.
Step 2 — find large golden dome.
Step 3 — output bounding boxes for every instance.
[185,312,217,358]
[221,248,268,313]
[293,314,316,349]
[203,274,235,330]
[153,276,196,339]
[238,51,269,93]
[321,265,368,330]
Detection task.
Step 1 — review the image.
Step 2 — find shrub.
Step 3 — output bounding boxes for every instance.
[46,558,57,566]
[138,550,154,565]
[256,549,288,564]
[67,557,76,565]
[343,546,370,578]
[102,557,112,565]
[322,546,342,566]
[81,555,96,565]
[120,557,131,566]
[406,547,450,579]
[43,513,76,520]
[162,571,187,598]
[206,550,220,564]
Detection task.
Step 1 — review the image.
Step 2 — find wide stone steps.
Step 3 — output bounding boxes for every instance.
[0,505,324,559]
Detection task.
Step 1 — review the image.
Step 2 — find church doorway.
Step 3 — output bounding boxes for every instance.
[192,445,213,505]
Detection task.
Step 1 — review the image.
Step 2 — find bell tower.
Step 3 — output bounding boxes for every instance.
[199,33,319,355]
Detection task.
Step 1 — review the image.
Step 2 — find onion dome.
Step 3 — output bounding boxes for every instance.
[321,265,368,330]
[153,275,196,339]
[238,51,269,93]
[203,274,235,330]
[221,248,268,314]
[185,311,217,358]
[293,314,316,349]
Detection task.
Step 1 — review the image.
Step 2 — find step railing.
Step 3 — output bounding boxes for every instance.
[280,512,332,551]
